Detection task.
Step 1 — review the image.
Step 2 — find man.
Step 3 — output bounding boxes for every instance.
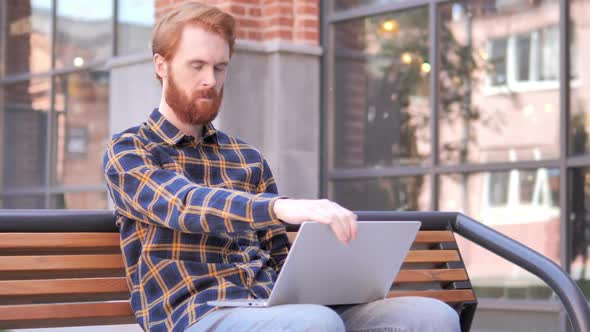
[103,2,460,331]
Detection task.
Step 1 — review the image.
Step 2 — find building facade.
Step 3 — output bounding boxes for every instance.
[1,0,589,331]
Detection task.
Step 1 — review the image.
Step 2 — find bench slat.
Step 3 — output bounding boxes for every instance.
[0,277,127,297]
[387,289,476,303]
[394,269,468,283]
[0,254,124,273]
[0,252,458,272]
[0,301,135,329]
[0,233,120,252]
[414,231,454,243]
[404,250,460,263]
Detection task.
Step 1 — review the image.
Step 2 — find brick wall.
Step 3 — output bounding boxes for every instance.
[333,17,367,168]
[4,1,32,75]
[155,0,319,45]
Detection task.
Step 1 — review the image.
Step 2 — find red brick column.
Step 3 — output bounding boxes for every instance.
[155,0,319,45]
[4,1,32,76]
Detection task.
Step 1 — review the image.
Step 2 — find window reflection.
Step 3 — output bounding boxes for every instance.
[331,0,405,12]
[1,0,52,75]
[51,192,107,209]
[331,7,431,169]
[117,0,154,55]
[488,172,510,206]
[489,37,508,86]
[0,194,45,209]
[538,25,560,81]
[569,1,590,155]
[0,78,50,191]
[55,0,113,69]
[519,169,536,204]
[515,34,531,82]
[439,0,560,164]
[440,169,560,299]
[570,168,590,297]
[52,70,109,186]
[330,176,430,211]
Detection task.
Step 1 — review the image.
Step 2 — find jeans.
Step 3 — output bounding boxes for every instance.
[184,296,461,332]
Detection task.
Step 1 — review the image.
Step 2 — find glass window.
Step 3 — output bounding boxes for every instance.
[538,25,559,81]
[330,7,430,169]
[570,23,579,80]
[488,171,510,206]
[440,169,560,299]
[515,34,531,82]
[0,194,46,208]
[570,168,590,298]
[51,191,108,209]
[55,0,113,69]
[569,2,589,156]
[548,168,559,207]
[489,38,508,86]
[0,78,50,191]
[331,0,406,12]
[52,70,109,186]
[439,0,559,164]
[1,0,52,76]
[117,0,154,55]
[519,169,537,204]
[329,176,430,211]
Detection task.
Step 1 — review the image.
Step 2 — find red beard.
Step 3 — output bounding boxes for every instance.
[165,72,223,125]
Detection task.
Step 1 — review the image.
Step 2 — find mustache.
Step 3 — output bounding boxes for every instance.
[192,88,217,100]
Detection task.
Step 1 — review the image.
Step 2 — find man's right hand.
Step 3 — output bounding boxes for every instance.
[273,199,358,245]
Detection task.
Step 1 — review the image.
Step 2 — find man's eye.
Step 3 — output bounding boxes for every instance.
[192,65,203,70]
[214,66,226,72]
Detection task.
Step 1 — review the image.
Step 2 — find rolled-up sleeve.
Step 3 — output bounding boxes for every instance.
[103,134,282,233]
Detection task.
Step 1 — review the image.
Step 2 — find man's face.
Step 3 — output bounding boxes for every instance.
[162,24,230,125]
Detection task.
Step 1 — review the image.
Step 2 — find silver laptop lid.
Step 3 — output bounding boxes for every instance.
[268,220,421,306]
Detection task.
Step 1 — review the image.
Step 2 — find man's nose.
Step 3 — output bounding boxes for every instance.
[201,67,217,88]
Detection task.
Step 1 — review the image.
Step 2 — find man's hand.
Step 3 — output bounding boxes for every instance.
[273,199,358,245]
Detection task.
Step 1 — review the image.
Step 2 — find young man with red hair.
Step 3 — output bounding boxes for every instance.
[103,2,460,331]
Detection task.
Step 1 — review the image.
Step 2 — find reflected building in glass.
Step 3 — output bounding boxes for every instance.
[1,0,590,331]
[436,0,563,299]
[324,0,589,331]
[1,0,115,209]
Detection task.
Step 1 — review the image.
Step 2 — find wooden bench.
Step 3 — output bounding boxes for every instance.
[0,210,497,331]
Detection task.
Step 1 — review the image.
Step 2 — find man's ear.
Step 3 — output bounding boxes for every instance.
[154,53,168,80]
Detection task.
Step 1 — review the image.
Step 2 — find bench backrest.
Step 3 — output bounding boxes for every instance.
[0,225,476,330]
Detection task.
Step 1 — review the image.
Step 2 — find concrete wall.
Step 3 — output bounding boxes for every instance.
[470,300,564,332]
[108,54,162,135]
[107,40,322,199]
[220,41,321,198]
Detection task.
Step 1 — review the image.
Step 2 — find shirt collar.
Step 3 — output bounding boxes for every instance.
[146,108,219,146]
[202,122,219,144]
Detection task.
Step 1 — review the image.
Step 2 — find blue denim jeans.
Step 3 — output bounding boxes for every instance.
[185,296,461,332]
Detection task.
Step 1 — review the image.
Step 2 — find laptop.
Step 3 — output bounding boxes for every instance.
[207,220,421,307]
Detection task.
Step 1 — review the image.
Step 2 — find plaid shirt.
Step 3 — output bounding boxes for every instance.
[103,109,290,332]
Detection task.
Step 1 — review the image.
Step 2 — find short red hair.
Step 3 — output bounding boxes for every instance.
[152,2,236,83]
